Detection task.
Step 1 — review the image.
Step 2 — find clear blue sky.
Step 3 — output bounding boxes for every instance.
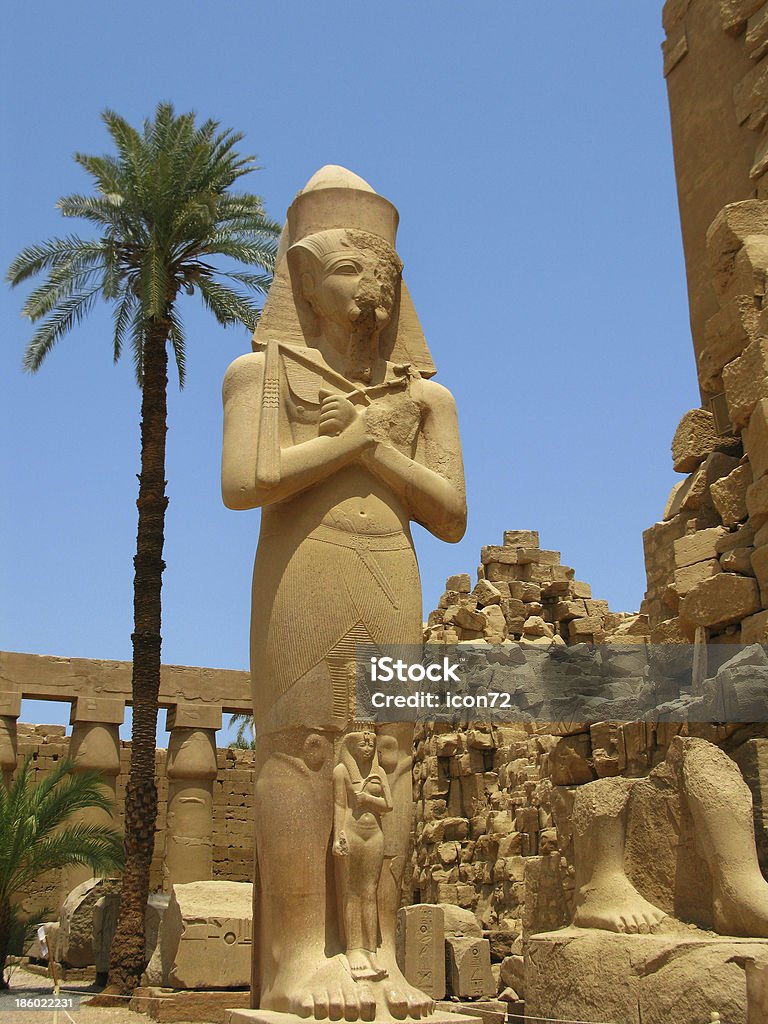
[1,3,697,741]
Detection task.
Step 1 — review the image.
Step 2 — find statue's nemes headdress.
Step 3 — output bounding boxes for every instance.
[252,165,436,377]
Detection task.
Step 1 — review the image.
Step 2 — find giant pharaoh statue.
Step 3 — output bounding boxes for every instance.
[222,166,468,1023]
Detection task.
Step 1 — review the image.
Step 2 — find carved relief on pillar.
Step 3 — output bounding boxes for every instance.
[163,703,221,890]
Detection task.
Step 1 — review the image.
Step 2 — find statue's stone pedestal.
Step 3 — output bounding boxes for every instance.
[526,927,768,1024]
[224,1012,483,1024]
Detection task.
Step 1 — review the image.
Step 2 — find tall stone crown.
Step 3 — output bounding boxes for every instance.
[287,165,399,247]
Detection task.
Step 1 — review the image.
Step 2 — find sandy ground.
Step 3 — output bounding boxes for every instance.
[0,965,152,1024]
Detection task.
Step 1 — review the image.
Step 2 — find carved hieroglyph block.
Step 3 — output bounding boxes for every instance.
[153,881,253,990]
[444,936,495,999]
[396,905,446,999]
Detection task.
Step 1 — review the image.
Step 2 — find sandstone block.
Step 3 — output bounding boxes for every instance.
[503,530,539,548]
[522,616,553,638]
[745,400,768,480]
[133,988,250,1022]
[724,338,768,428]
[446,574,471,594]
[671,409,719,473]
[747,4,768,61]
[437,903,482,938]
[707,200,768,268]
[679,573,760,628]
[553,600,587,622]
[751,544,768,605]
[748,473,768,528]
[742,609,768,643]
[454,607,487,631]
[734,60,768,130]
[473,579,501,606]
[481,546,519,566]
[699,295,766,391]
[481,605,506,636]
[568,615,604,637]
[396,904,446,999]
[445,936,495,999]
[58,877,122,968]
[571,580,592,599]
[711,462,753,526]
[674,526,728,567]
[720,0,766,34]
[151,881,252,989]
[549,735,595,786]
[720,546,756,574]
[525,928,768,1024]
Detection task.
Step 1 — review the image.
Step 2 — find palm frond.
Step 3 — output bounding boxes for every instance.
[168,305,186,388]
[0,756,123,903]
[22,287,101,372]
[129,305,146,386]
[112,289,138,363]
[195,277,262,329]
[221,269,274,295]
[6,237,106,287]
[20,262,105,322]
[56,193,124,227]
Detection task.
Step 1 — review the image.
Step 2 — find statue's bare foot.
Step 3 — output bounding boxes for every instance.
[265,955,376,1020]
[345,948,386,981]
[365,950,388,981]
[373,954,435,1019]
[574,875,667,934]
[714,876,768,938]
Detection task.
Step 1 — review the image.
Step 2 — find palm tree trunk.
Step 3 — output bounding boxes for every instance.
[0,898,12,988]
[108,320,169,994]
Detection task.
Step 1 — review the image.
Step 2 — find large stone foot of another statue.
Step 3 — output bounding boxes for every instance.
[713,875,768,938]
[574,873,668,934]
[264,955,376,1020]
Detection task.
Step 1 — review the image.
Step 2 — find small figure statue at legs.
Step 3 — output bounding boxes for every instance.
[333,731,392,981]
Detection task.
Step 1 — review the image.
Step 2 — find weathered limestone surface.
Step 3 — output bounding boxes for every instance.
[526,929,768,1024]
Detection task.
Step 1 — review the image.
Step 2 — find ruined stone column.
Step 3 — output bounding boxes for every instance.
[64,696,124,893]
[163,703,221,890]
[0,688,21,789]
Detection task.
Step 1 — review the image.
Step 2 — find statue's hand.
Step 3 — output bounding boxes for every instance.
[333,831,350,857]
[318,390,359,437]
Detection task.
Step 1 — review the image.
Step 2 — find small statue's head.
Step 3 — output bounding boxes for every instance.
[288,228,402,340]
[341,729,378,770]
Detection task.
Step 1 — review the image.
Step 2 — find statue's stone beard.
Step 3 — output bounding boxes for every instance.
[346,302,388,383]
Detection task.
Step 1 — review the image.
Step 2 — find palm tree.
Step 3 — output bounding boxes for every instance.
[6,103,279,993]
[227,712,256,750]
[0,756,124,987]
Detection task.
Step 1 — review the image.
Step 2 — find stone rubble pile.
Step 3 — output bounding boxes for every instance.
[425,530,648,646]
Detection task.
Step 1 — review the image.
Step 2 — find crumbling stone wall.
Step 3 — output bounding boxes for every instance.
[641,200,768,647]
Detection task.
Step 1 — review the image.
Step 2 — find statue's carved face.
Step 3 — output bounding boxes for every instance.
[351,730,376,760]
[294,230,402,340]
